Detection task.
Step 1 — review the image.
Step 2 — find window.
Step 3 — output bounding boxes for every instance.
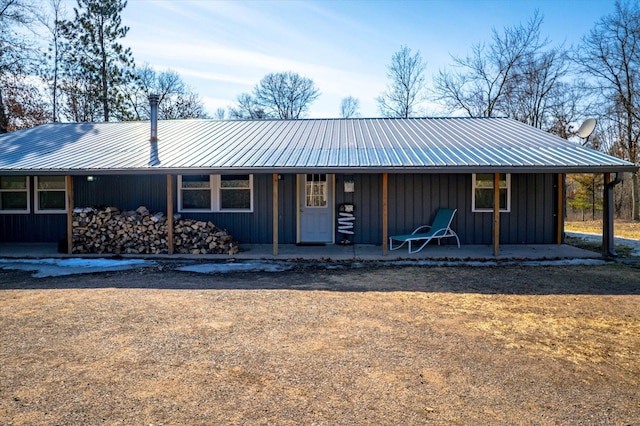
[0,176,30,213]
[220,175,252,210]
[306,174,328,207]
[178,174,253,212]
[472,173,511,212]
[35,176,67,213]
[179,175,213,211]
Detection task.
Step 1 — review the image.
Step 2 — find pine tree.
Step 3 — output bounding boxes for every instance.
[60,0,135,122]
[568,174,604,220]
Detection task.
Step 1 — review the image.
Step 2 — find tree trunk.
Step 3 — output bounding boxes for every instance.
[0,88,8,134]
[99,19,109,122]
[52,41,59,123]
[632,172,640,221]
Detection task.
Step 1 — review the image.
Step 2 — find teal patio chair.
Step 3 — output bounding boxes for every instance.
[389,208,461,253]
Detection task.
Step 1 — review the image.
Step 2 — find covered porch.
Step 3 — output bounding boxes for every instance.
[0,242,600,261]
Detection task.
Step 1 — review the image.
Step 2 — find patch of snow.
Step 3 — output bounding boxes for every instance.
[0,258,155,278]
[566,231,640,257]
[177,258,613,274]
[178,261,294,274]
[0,252,623,279]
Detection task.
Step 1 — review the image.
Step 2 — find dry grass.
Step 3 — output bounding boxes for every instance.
[1,264,639,425]
[566,220,640,239]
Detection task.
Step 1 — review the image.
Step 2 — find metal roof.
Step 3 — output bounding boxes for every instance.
[0,117,635,175]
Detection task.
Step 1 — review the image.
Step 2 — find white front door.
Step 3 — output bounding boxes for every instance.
[298,174,334,243]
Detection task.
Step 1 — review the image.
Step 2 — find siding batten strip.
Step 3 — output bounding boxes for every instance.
[493,173,500,257]
[166,175,174,255]
[382,173,388,255]
[273,173,278,256]
[556,173,563,244]
[66,175,73,254]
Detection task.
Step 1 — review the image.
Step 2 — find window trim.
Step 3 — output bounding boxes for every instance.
[472,173,511,213]
[34,176,68,214]
[0,176,31,214]
[218,174,253,212]
[178,174,214,212]
[178,174,254,213]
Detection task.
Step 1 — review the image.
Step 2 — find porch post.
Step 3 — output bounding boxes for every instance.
[382,173,388,255]
[66,175,73,254]
[602,172,619,257]
[273,173,278,256]
[493,173,500,257]
[166,175,174,255]
[556,173,564,244]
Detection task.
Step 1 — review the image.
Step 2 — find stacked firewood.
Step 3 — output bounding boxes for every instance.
[72,206,238,255]
[173,219,238,255]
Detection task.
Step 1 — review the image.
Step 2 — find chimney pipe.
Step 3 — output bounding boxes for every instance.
[149,94,159,142]
[148,94,160,166]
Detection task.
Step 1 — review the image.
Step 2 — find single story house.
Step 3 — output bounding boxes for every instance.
[0,110,636,256]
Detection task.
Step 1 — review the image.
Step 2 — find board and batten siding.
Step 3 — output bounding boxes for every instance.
[335,174,383,244]
[388,174,468,244]
[0,212,66,243]
[276,174,298,244]
[0,172,559,246]
[75,175,167,213]
[387,173,558,245]
[0,176,67,243]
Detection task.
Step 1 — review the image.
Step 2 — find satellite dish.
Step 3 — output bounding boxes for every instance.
[577,118,596,139]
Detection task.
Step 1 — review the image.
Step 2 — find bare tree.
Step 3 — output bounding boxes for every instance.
[503,45,570,129]
[340,96,360,118]
[434,12,544,117]
[228,92,268,119]
[0,73,49,131]
[125,64,208,120]
[377,45,427,118]
[0,0,36,132]
[575,1,640,220]
[545,80,591,139]
[253,71,320,119]
[36,0,66,123]
[214,107,225,120]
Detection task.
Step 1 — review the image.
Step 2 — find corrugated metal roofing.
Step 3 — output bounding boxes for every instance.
[0,117,635,174]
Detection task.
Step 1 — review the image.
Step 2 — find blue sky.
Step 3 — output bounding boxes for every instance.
[121,0,616,118]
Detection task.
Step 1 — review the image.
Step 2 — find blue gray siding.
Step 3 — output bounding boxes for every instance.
[0,172,559,245]
[0,176,67,243]
[277,174,298,244]
[336,174,382,244]
[75,175,166,212]
[387,173,558,244]
[0,212,66,243]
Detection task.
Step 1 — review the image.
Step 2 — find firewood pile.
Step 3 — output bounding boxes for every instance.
[72,206,238,255]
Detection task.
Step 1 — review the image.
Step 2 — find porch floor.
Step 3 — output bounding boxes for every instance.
[0,243,601,261]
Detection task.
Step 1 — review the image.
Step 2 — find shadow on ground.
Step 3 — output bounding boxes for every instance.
[0,260,638,296]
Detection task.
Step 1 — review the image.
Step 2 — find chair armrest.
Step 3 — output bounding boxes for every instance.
[430,227,449,237]
[412,225,432,235]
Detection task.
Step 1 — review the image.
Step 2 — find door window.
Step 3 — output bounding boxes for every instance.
[305,174,327,207]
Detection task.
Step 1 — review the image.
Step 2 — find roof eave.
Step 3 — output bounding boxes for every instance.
[0,164,636,176]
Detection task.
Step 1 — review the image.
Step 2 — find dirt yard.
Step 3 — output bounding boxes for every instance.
[566,220,640,239]
[1,262,639,425]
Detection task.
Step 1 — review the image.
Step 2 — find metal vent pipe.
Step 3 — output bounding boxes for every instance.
[148,94,160,166]
[149,94,159,142]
